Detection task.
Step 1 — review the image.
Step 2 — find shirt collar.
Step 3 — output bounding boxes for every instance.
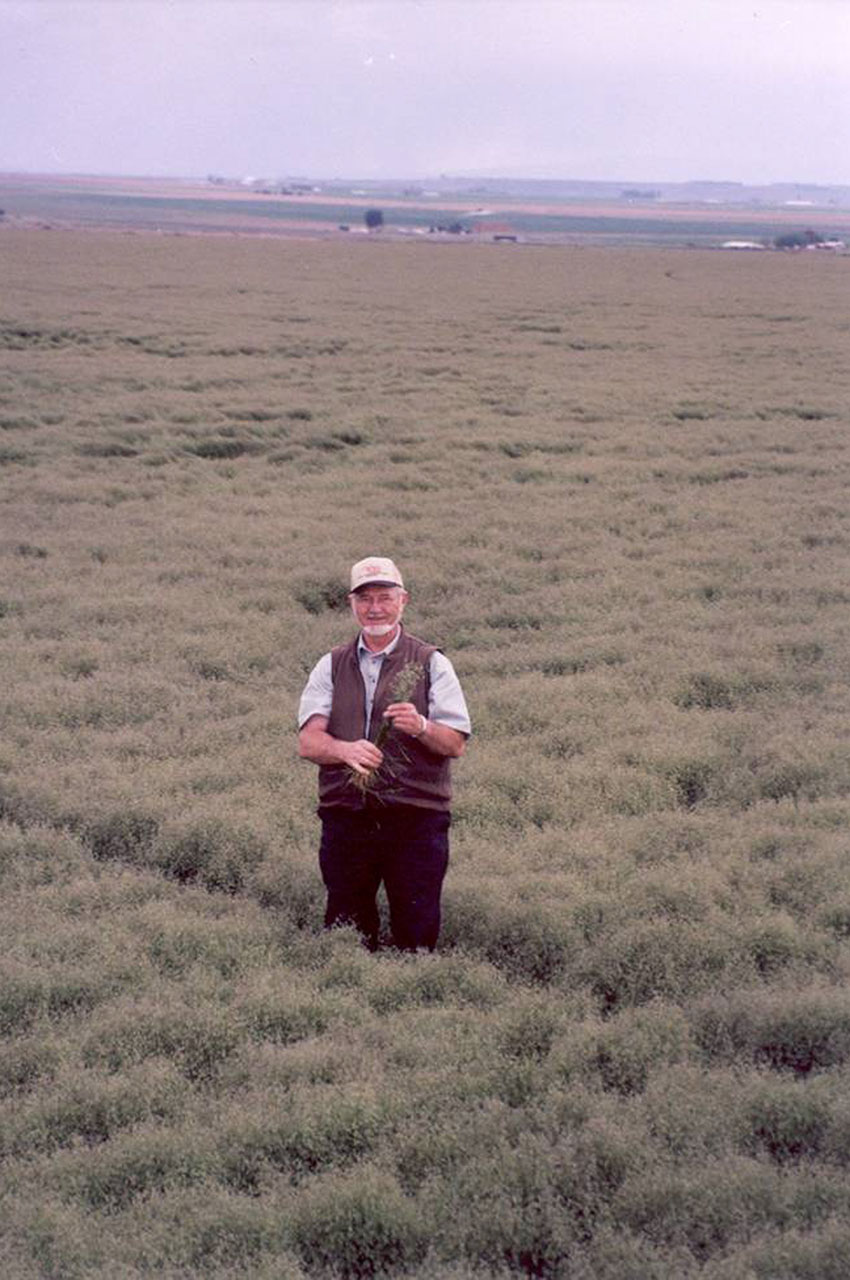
[357,625,403,659]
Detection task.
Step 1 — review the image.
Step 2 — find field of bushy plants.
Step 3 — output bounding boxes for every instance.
[1,227,849,1278]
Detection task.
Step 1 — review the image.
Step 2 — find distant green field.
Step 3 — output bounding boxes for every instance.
[2,179,846,245]
[1,228,850,1278]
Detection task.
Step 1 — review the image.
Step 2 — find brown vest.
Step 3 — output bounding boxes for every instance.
[318,630,453,811]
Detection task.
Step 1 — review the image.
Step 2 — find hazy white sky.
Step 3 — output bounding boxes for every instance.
[1,0,848,184]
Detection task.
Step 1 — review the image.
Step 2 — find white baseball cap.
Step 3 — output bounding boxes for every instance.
[350,556,404,591]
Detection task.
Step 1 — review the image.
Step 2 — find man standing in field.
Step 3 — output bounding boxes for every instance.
[298,557,471,951]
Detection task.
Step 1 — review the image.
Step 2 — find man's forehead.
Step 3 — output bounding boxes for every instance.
[352,583,401,595]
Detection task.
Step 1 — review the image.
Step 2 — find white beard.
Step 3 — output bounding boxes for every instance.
[362,623,396,637]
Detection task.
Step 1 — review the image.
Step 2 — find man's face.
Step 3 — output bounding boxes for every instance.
[349,584,408,638]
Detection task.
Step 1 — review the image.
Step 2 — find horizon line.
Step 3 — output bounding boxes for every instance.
[2,168,849,191]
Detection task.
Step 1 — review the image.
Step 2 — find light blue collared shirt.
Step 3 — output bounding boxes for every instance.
[298,629,471,738]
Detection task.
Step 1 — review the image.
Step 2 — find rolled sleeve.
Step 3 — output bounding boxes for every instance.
[428,652,472,736]
[298,653,333,728]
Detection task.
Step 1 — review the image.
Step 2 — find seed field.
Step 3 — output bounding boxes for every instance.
[1,227,850,1278]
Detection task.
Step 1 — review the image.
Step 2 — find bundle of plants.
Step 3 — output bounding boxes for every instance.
[349,660,425,794]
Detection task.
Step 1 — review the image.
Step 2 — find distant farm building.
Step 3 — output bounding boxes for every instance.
[426,222,469,236]
[721,241,766,251]
[473,220,520,242]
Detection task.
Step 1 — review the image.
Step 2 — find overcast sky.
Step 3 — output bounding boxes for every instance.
[1,0,848,185]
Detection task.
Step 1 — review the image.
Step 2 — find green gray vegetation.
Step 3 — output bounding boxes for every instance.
[1,227,849,1278]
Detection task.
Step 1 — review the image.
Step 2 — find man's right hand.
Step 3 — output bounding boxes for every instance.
[341,739,384,776]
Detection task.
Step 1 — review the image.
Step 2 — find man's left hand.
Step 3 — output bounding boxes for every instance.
[383,702,426,737]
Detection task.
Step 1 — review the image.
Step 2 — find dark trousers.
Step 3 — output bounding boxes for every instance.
[318,803,450,951]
